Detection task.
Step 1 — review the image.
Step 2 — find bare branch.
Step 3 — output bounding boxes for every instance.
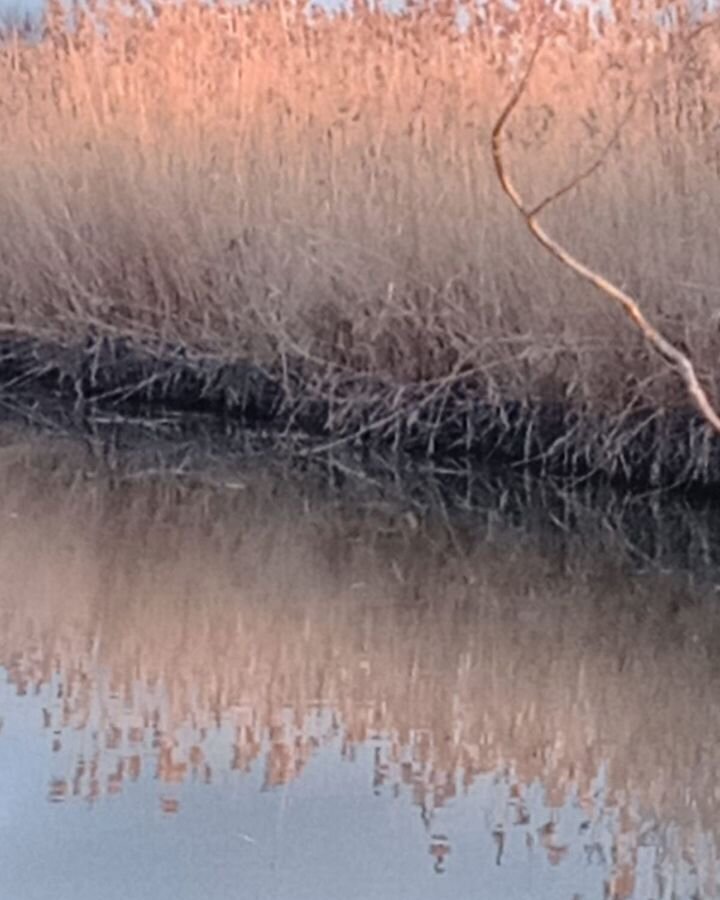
[491,30,720,435]
[528,96,638,219]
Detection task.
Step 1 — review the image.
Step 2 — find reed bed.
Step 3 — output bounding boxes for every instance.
[1,1,720,484]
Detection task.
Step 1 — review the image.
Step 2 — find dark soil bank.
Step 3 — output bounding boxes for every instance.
[1,332,718,492]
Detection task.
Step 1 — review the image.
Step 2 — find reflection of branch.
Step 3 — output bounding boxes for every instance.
[491,34,720,434]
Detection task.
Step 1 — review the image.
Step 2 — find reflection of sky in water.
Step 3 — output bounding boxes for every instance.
[0,439,719,900]
[0,669,662,900]
[0,664,713,900]
[0,440,720,900]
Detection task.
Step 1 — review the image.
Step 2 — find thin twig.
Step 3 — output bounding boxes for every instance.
[491,28,720,435]
[528,97,638,219]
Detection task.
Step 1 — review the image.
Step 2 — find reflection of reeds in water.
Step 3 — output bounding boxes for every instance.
[1,432,720,895]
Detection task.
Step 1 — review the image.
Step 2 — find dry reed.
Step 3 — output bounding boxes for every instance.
[1,1,720,483]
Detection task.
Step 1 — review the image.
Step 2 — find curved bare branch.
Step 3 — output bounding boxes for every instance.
[491,34,720,434]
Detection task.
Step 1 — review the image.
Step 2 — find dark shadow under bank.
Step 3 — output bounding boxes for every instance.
[1,331,719,496]
[1,403,720,590]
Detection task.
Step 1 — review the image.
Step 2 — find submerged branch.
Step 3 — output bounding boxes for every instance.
[491,31,720,435]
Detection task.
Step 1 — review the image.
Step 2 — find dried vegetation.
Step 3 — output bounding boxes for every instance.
[1,0,720,484]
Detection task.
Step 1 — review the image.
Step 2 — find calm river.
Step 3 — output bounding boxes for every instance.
[1,422,720,900]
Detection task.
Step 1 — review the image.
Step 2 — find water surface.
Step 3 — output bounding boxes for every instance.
[1,427,720,899]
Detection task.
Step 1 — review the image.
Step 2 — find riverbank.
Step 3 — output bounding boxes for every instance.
[1,3,719,489]
[1,401,719,578]
[2,330,720,491]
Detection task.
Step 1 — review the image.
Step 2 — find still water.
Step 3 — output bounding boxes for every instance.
[1,424,720,899]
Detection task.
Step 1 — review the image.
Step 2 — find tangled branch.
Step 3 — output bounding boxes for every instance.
[491,33,720,434]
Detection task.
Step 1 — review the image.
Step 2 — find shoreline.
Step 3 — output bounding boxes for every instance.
[0,331,718,494]
[0,403,720,582]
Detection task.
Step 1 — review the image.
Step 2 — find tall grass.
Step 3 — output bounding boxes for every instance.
[0,1,719,479]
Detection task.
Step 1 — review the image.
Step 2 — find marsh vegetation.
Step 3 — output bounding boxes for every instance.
[1,1,719,484]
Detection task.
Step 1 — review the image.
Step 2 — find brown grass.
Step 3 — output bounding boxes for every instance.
[1,2,720,482]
